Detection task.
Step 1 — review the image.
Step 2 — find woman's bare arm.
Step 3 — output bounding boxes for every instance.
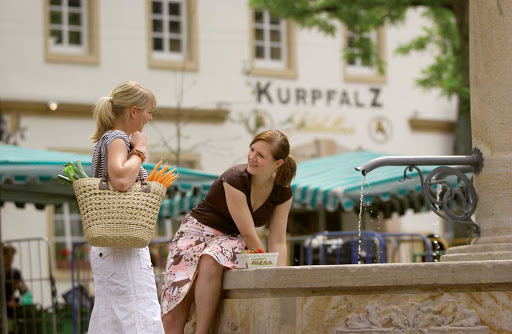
[223,182,264,250]
[107,138,144,191]
[268,197,292,266]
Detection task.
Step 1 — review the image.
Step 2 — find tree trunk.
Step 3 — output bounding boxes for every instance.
[454,104,471,155]
[453,0,472,155]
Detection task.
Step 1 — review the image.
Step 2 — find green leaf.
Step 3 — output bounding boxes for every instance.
[57,175,73,184]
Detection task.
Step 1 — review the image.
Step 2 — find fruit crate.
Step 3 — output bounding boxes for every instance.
[236,252,279,269]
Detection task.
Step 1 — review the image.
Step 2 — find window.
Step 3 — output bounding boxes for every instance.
[343,27,386,84]
[148,0,198,71]
[50,201,175,270]
[253,10,286,69]
[44,0,99,64]
[250,9,296,79]
[52,202,86,269]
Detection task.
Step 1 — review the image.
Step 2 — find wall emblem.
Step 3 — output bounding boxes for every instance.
[368,116,392,144]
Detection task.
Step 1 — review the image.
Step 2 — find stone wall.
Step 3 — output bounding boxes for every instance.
[194,261,512,333]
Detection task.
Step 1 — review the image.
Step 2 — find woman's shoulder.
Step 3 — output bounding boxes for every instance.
[101,130,130,148]
[103,130,129,142]
[221,164,248,177]
[220,164,250,191]
[272,183,293,204]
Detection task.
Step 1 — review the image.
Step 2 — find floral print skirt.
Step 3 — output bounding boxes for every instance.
[160,214,245,316]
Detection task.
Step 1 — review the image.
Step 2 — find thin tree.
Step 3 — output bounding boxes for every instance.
[250,0,471,155]
[0,98,26,145]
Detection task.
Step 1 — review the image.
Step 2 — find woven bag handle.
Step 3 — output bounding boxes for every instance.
[96,140,150,193]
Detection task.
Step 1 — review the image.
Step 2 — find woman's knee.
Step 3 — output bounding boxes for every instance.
[162,309,187,332]
[197,255,223,277]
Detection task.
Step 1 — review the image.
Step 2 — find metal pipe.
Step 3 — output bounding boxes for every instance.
[353,148,484,239]
[355,155,477,175]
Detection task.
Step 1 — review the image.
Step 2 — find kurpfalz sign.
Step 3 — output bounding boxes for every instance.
[255,81,384,109]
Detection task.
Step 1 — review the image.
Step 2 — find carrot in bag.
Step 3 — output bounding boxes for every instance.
[163,173,178,188]
[146,160,162,181]
[154,165,169,183]
[146,161,179,188]
[160,168,176,185]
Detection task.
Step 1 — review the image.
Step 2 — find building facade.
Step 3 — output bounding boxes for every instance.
[0,0,457,302]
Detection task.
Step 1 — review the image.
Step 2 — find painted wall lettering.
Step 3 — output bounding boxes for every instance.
[370,87,383,107]
[256,81,273,103]
[255,81,383,108]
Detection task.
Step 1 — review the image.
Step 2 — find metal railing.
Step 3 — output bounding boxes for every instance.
[1,238,57,334]
[288,231,437,266]
[69,242,92,334]
[380,233,433,263]
[305,231,387,265]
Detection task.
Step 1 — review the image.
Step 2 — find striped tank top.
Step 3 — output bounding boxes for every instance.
[91,130,148,181]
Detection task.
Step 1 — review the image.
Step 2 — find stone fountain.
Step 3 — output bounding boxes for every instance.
[355,147,484,240]
[191,2,512,333]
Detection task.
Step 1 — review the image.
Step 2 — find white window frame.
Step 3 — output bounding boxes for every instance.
[343,26,386,84]
[151,0,188,62]
[345,29,378,77]
[253,10,287,70]
[53,202,86,265]
[48,0,88,55]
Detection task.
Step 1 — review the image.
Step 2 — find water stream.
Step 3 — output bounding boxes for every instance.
[432,183,443,261]
[357,175,366,264]
[357,175,442,264]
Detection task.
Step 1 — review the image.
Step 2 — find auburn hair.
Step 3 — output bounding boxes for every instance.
[250,130,296,187]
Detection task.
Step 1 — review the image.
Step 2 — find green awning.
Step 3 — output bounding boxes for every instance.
[160,150,458,219]
[291,150,450,213]
[0,144,218,212]
[1,145,462,218]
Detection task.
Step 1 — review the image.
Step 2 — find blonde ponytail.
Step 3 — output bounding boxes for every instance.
[90,97,116,142]
[89,81,156,142]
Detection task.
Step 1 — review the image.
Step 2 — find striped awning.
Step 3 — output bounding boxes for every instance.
[158,150,458,218]
[158,182,213,219]
[0,145,460,218]
[291,150,445,212]
[0,144,218,211]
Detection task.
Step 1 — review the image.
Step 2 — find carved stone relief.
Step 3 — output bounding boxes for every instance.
[335,300,489,334]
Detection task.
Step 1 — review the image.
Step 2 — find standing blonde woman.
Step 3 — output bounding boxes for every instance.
[88,81,164,333]
[161,130,296,334]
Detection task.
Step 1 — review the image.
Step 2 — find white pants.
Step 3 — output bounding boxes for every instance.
[88,246,164,334]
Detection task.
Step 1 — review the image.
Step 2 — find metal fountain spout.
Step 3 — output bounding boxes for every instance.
[354,147,485,239]
[355,148,484,176]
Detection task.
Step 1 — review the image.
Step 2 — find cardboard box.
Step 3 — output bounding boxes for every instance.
[236,252,279,269]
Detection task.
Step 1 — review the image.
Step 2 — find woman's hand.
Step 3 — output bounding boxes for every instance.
[130,131,148,153]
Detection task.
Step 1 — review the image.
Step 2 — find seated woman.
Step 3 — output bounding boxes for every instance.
[161,130,296,334]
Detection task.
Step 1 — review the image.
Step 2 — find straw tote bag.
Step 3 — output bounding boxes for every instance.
[73,147,166,248]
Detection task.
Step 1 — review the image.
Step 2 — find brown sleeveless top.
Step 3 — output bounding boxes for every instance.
[190,164,292,235]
